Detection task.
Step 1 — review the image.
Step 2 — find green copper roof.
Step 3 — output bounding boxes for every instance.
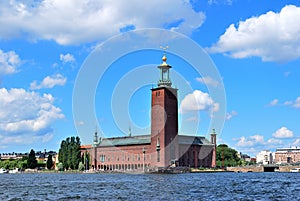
[95,134,213,147]
[98,135,151,147]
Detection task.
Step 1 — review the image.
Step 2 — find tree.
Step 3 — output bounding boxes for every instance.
[82,151,90,171]
[78,162,85,171]
[57,162,64,171]
[73,136,81,170]
[27,149,37,169]
[58,136,82,171]
[216,144,241,167]
[46,154,54,170]
[17,157,27,170]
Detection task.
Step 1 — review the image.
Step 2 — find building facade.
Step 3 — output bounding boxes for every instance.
[256,150,273,165]
[275,147,300,164]
[81,53,216,171]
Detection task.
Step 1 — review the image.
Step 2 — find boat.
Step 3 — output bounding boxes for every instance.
[0,168,8,174]
[290,168,300,172]
[9,168,19,174]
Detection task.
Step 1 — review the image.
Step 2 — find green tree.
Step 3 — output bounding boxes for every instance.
[58,136,82,171]
[78,162,85,171]
[82,151,90,171]
[73,136,81,170]
[57,162,64,171]
[58,140,67,170]
[216,144,241,167]
[27,149,37,169]
[46,154,54,170]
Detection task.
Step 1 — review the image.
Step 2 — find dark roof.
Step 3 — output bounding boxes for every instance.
[98,135,151,147]
[178,135,212,146]
[95,134,212,147]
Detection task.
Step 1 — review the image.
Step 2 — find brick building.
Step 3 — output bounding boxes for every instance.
[275,147,300,164]
[81,53,216,171]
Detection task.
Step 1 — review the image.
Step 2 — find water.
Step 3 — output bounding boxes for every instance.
[0,172,300,200]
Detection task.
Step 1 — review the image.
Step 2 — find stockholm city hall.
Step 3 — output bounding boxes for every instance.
[81,52,217,172]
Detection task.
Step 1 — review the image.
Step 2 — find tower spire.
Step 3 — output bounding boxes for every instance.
[158,46,172,87]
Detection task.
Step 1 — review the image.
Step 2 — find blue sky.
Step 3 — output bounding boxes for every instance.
[0,0,300,157]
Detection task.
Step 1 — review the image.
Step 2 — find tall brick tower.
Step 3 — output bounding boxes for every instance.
[151,52,178,168]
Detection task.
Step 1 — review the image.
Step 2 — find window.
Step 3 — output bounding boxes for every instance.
[100,155,105,162]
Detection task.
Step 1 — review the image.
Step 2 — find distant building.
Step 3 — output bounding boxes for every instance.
[0,153,26,160]
[256,150,273,165]
[275,147,300,164]
[239,152,251,162]
[81,53,217,171]
[0,150,57,169]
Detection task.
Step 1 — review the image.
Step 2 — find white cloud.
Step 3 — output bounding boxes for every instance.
[196,76,220,87]
[284,101,293,106]
[0,0,205,45]
[30,74,67,90]
[266,138,283,145]
[184,116,199,122]
[235,135,261,147]
[180,90,219,113]
[0,88,64,145]
[269,97,300,108]
[235,134,284,149]
[0,49,21,75]
[0,132,53,145]
[209,5,300,62]
[226,110,237,120]
[60,53,75,63]
[208,0,233,6]
[272,126,294,139]
[293,97,300,108]
[269,99,279,106]
[292,138,300,146]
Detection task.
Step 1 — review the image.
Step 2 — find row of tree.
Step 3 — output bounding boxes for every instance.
[58,136,81,170]
[1,136,83,171]
[0,149,54,170]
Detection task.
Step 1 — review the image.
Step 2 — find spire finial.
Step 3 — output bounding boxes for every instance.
[160,45,169,66]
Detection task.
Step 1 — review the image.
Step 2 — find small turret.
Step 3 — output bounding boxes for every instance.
[210,128,217,145]
[93,130,98,146]
[128,123,132,137]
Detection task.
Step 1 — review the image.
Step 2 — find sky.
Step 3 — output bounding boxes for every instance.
[0,0,300,157]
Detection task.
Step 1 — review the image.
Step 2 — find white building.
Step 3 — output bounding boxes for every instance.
[256,150,273,165]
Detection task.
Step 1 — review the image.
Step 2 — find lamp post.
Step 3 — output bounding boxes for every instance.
[142,147,146,172]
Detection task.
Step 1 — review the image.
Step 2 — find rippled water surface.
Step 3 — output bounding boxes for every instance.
[1,172,300,200]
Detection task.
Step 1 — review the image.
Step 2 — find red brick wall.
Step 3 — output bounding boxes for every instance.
[178,145,213,168]
[151,87,178,168]
[84,144,153,171]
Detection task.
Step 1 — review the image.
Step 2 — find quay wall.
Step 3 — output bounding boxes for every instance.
[227,165,300,172]
[227,166,263,172]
